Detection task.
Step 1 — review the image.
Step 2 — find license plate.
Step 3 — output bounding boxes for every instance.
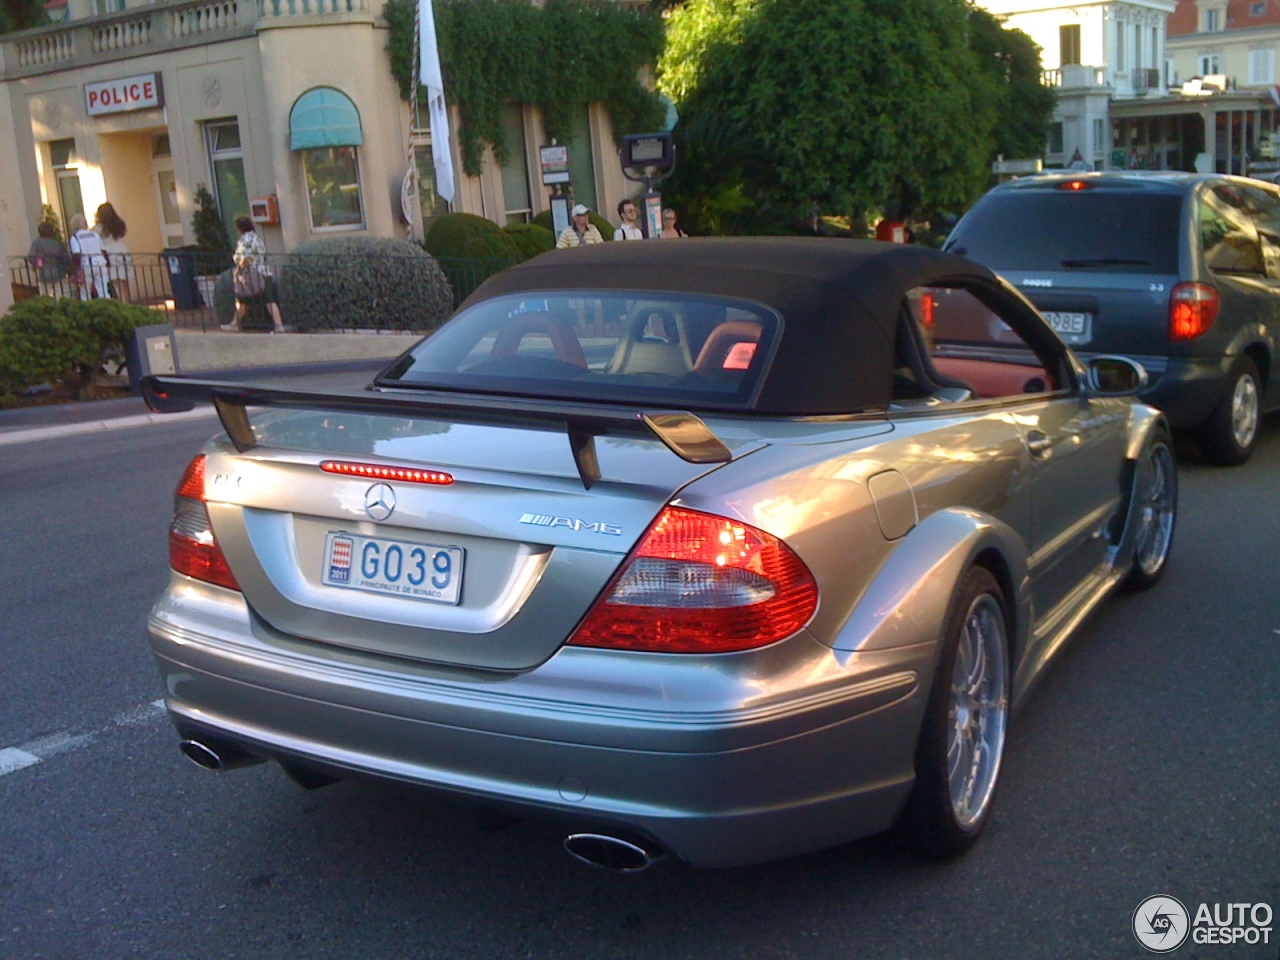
[322,531,464,604]
[1041,311,1092,344]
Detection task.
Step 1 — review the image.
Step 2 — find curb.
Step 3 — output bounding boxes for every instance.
[0,358,386,447]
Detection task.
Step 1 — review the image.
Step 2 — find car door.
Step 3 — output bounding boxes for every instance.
[916,281,1130,624]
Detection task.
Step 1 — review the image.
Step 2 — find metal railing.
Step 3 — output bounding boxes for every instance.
[7,251,517,332]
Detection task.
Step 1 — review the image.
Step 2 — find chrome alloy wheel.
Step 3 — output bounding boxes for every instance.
[947,593,1009,831]
[1230,372,1260,451]
[1133,442,1176,578]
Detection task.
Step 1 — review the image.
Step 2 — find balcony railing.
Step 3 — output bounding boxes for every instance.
[1,0,374,79]
[1041,64,1111,90]
[8,252,515,332]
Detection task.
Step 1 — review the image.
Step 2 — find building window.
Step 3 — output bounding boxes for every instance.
[1200,53,1223,75]
[91,0,126,13]
[1060,24,1081,66]
[1116,22,1127,71]
[1251,2,1266,16]
[1204,9,1221,32]
[205,120,248,244]
[49,138,83,240]
[302,146,365,230]
[289,87,365,232]
[499,104,533,225]
[1251,49,1277,84]
[1049,122,1065,155]
[1166,58,1178,87]
[1152,27,1160,69]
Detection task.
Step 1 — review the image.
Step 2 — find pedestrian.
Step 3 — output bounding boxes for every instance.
[94,201,132,302]
[27,221,71,298]
[556,203,604,248]
[221,215,285,333]
[658,208,688,238]
[67,213,109,300]
[614,198,644,240]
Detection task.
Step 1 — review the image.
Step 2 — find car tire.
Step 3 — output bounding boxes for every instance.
[1122,427,1177,592]
[893,566,1009,859]
[1198,355,1262,466]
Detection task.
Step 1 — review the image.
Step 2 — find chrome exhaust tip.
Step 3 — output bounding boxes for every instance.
[178,738,263,772]
[563,833,664,873]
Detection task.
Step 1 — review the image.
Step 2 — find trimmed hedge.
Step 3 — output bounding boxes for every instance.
[0,296,155,401]
[277,236,454,332]
[502,222,556,259]
[425,212,523,259]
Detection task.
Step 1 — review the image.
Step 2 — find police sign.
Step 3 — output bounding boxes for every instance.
[84,73,164,117]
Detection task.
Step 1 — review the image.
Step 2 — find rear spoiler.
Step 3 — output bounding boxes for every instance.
[141,375,732,490]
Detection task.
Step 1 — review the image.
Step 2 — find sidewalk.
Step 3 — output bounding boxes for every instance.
[0,329,421,445]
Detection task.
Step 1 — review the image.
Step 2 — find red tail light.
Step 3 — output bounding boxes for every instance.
[568,506,817,653]
[1169,282,1219,340]
[1057,180,1093,191]
[169,455,240,591]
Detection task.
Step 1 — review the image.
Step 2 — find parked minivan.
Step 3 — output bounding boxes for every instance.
[945,172,1280,464]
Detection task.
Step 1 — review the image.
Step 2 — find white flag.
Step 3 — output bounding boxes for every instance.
[419,0,454,204]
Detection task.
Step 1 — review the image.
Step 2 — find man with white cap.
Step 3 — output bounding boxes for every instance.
[556,203,604,248]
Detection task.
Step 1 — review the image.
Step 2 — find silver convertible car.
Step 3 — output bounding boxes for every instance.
[143,239,1176,870]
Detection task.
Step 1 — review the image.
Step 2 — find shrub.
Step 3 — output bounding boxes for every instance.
[531,209,616,241]
[276,236,454,332]
[192,184,234,275]
[0,296,155,400]
[502,222,556,259]
[425,212,522,259]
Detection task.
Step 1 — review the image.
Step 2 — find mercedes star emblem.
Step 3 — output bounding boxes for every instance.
[364,483,396,521]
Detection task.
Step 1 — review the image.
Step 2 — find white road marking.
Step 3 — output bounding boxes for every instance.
[0,748,41,776]
[0,700,169,779]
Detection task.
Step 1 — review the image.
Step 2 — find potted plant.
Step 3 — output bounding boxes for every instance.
[190,184,233,309]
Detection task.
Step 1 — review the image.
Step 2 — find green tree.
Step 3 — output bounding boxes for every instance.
[0,0,48,34]
[659,0,1048,234]
[968,7,1056,164]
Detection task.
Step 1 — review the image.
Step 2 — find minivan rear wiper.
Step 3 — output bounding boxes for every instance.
[1060,257,1153,268]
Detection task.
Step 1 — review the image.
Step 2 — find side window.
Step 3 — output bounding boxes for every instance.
[895,285,1056,403]
[1201,184,1264,276]
[1239,184,1280,279]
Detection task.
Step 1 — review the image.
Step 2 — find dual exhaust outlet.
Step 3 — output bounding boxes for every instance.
[179,740,666,871]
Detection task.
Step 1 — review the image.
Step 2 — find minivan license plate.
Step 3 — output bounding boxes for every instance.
[322,532,463,604]
[1041,311,1092,344]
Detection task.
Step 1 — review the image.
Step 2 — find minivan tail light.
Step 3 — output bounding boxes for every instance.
[1169,282,1219,340]
[169,454,240,591]
[568,506,817,653]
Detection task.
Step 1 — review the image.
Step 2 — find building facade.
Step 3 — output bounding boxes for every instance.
[0,0,637,263]
[977,0,1179,170]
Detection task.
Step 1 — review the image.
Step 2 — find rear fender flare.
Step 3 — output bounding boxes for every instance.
[829,508,1030,670]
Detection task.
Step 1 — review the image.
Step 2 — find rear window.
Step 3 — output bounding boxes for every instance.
[948,191,1183,274]
[380,292,780,409]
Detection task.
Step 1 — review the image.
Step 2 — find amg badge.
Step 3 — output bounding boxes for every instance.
[520,513,623,536]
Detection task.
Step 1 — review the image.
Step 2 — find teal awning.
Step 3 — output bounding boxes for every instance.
[289,87,362,150]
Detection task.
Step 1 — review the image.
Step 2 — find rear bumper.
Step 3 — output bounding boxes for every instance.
[149,583,928,868]
[1082,353,1231,428]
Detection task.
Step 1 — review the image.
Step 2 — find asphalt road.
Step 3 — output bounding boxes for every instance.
[1,403,1277,960]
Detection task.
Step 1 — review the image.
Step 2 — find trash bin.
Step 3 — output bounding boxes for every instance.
[163,245,201,309]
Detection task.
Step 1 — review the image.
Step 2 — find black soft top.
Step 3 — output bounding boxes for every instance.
[466,238,999,415]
